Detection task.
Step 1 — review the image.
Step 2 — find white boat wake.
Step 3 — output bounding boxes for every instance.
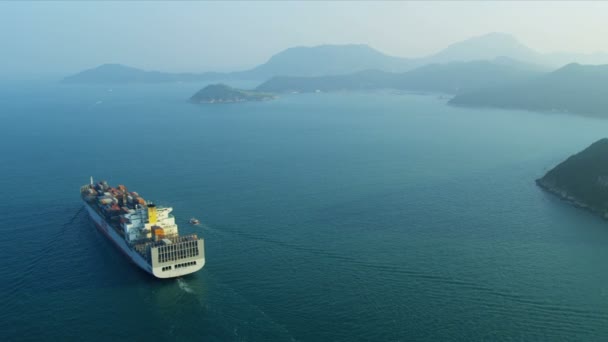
[177,278,194,293]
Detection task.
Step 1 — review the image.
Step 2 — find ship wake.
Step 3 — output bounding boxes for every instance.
[177,278,194,294]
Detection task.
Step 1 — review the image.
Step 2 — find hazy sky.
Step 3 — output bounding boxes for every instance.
[2,1,608,78]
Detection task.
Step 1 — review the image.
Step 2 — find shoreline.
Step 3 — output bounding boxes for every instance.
[535,178,608,219]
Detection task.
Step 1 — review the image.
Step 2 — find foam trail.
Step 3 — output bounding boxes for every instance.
[193,222,221,236]
[198,222,215,232]
[177,278,194,294]
[87,100,103,110]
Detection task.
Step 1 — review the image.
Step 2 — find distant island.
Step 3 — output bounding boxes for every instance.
[256,59,541,94]
[449,63,608,117]
[66,32,604,85]
[62,44,413,84]
[537,138,608,218]
[60,33,608,119]
[62,64,227,84]
[63,33,608,85]
[190,84,276,104]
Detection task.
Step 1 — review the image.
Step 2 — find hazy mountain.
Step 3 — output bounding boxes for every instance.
[256,60,541,94]
[62,35,548,84]
[422,32,608,68]
[237,44,412,79]
[62,63,226,83]
[63,33,608,84]
[423,32,541,65]
[255,70,398,93]
[391,60,542,93]
[543,51,608,68]
[485,56,547,71]
[449,63,608,117]
[63,45,412,83]
[537,138,608,217]
[246,35,549,80]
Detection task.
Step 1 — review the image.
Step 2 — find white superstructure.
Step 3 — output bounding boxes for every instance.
[122,206,178,242]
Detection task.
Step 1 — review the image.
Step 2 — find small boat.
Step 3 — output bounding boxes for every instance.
[189,218,200,225]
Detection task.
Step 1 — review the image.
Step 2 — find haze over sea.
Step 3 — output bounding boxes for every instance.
[2,81,608,341]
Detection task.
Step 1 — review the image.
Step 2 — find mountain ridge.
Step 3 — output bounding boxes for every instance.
[63,44,413,83]
[62,33,608,84]
[423,32,540,64]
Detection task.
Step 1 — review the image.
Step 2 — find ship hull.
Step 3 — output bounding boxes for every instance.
[83,201,204,278]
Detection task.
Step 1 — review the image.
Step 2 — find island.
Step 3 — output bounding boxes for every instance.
[62,63,227,84]
[537,138,608,218]
[62,44,414,84]
[255,60,541,95]
[450,63,608,118]
[190,84,277,104]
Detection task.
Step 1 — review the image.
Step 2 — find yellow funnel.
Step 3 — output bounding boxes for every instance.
[148,204,157,224]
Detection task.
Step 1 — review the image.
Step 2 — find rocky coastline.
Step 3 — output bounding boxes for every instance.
[536,138,608,220]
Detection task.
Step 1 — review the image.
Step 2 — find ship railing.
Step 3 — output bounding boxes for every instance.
[129,233,200,247]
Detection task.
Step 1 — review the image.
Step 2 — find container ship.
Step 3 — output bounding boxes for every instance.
[80,178,205,278]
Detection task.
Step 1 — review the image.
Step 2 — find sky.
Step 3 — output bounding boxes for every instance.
[2,1,608,78]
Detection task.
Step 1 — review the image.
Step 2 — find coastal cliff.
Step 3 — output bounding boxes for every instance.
[537,138,608,217]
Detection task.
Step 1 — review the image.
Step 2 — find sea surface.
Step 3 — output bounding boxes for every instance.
[2,81,608,341]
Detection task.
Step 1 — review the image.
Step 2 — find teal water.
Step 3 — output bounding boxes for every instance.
[2,82,608,341]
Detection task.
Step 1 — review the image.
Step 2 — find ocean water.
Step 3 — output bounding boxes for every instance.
[2,81,608,341]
